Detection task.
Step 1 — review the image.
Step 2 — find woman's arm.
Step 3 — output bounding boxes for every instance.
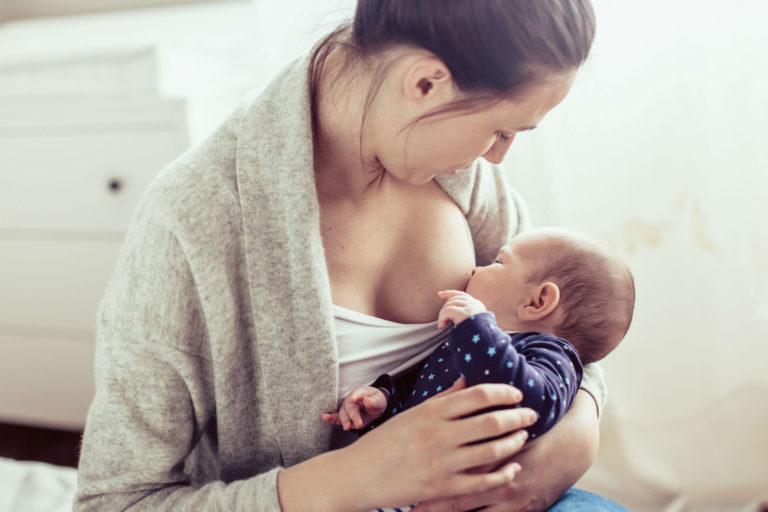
[278,379,539,512]
[412,389,599,512]
[75,335,287,511]
[79,340,536,512]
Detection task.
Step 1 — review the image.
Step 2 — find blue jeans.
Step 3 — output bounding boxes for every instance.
[548,488,629,511]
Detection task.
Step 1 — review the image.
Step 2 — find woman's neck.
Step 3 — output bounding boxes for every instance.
[313,49,386,200]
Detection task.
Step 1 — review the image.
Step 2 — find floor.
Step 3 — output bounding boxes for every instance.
[0,422,81,468]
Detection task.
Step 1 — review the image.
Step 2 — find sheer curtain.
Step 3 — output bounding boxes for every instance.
[505,1,768,510]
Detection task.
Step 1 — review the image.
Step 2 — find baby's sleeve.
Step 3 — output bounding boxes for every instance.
[448,314,584,438]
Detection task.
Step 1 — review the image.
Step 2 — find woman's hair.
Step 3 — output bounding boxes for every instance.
[351,0,595,96]
[308,0,595,167]
[309,0,596,112]
[522,231,635,364]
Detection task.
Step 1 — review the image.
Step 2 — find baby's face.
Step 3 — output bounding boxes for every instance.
[465,240,534,327]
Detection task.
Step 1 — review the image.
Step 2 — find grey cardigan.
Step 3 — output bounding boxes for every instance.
[75,55,606,511]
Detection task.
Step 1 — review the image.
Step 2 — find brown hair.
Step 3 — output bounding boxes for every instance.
[350,0,595,95]
[309,0,596,139]
[522,230,635,364]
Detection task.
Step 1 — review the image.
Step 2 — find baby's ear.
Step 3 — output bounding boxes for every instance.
[519,282,560,321]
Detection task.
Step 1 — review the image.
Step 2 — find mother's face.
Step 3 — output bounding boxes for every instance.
[376,71,577,185]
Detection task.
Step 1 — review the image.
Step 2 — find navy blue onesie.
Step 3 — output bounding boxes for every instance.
[369,312,584,439]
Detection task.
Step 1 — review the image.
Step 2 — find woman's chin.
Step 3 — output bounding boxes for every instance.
[444,163,473,177]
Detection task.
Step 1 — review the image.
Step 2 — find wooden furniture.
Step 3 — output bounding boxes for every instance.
[0,95,187,429]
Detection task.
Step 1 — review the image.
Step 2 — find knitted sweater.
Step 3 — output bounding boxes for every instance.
[74,54,606,511]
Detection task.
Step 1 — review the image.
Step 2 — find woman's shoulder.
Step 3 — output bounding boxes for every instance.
[136,131,240,235]
[139,54,313,221]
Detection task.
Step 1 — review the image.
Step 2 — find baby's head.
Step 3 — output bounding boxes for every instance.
[466,227,635,364]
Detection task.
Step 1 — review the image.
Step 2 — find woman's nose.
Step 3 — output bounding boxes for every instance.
[471,267,477,276]
[482,136,515,164]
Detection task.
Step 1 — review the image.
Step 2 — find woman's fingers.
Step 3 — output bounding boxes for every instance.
[453,407,536,444]
[410,459,523,512]
[454,429,529,470]
[346,379,531,506]
[438,383,523,420]
[438,376,467,396]
[444,459,522,502]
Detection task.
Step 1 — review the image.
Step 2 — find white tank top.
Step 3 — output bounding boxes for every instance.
[333,304,449,401]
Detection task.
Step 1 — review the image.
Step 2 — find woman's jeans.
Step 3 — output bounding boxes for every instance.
[549,488,629,511]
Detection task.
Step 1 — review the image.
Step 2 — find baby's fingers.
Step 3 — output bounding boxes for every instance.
[362,395,385,414]
[437,304,464,328]
[342,397,364,429]
[438,289,465,299]
[338,407,352,430]
[321,412,341,425]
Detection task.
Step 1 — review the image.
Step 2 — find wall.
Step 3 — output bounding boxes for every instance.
[0,0,234,22]
[505,1,768,510]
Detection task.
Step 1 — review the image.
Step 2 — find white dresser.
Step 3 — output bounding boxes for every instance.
[0,0,322,431]
[0,95,187,430]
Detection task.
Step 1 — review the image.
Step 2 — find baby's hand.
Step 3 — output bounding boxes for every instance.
[321,386,389,430]
[437,290,488,329]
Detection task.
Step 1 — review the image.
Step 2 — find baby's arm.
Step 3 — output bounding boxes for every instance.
[448,312,583,439]
[322,386,389,430]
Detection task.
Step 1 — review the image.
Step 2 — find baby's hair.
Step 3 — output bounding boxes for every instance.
[522,229,635,364]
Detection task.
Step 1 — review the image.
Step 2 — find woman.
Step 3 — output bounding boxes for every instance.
[75,1,626,510]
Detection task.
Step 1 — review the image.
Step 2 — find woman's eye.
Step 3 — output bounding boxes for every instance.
[495,131,512,143]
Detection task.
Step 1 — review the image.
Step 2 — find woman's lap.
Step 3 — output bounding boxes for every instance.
[548,488,629,511]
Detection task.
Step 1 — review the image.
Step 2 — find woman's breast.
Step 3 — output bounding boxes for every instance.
[321,180,476,324]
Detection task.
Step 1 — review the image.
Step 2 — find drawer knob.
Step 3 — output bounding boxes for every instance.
[108,178,123,193]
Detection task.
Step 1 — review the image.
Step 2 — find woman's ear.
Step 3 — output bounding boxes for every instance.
[518,282,561,321]
[402,56,452,101]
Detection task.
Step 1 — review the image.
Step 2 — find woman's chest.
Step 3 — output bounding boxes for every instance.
[320,181,475,323]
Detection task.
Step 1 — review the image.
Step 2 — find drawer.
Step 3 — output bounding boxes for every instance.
[0,239,122,332]
[0,97,187,232]
[0,334,95,430]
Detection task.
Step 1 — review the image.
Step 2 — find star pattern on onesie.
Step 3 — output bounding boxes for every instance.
[400,312,584,442]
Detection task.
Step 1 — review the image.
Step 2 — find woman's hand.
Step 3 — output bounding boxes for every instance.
[410,390,600,512]
[289,377,537,511]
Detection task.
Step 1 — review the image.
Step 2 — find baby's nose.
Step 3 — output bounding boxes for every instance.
[471,268,477,276]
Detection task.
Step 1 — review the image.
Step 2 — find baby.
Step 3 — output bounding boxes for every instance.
[323,227,635,439]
